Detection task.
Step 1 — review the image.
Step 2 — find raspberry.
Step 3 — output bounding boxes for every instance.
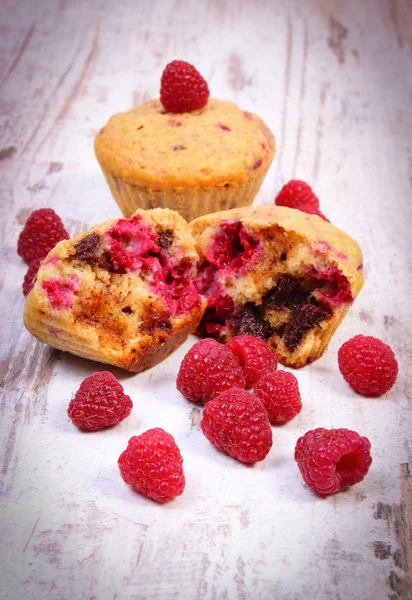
[275,180,320,212]
[17,208,69,265]
[176,338,246,404]
[160,60,210,113]
[68,371,133,431]
[226,335,278,388]
[22,258,42,296]
[338,335,398,396]
[253,370,302,424]
[201,388,272,463]
[118,428,185,503]
[295,428,372,495]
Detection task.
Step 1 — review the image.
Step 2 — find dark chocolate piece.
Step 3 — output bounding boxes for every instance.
[283,302,331,351]
[237,303,274,339]
[264,275,310,311]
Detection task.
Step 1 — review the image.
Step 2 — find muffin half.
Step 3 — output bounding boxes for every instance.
[190,206,364,368]
[24,209,206,372]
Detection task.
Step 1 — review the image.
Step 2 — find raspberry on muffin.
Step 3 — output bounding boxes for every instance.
[23,209,206,373]
[190,206,364,368]
[160,60,210,113]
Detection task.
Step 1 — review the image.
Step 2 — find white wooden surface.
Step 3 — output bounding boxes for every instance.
[1,1,412,598]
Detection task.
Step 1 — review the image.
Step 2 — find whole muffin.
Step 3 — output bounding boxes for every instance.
[94,94,275,223]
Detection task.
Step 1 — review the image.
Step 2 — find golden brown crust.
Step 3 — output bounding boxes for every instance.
[94,99,276,222]
[94,98,275,189]
[23,208,206,373]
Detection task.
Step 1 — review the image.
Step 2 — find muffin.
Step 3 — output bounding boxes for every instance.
[189,206,364,368]
[23,209,206,373]
[94,98,275,223]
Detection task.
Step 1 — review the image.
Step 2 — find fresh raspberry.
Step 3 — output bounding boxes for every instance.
[226,335,278,388]
[118,428,185,503]
[275,180,320,212]
[338,335,398,396]
[68,371,133,431]
[176,338,246,404]
[160,60,210,113]
[253,370,302,424]
[295,428,372,495]
[17,208,69,265]
[22,258,42,296]
[200,388,272,463]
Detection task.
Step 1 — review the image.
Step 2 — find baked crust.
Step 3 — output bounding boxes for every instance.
[94,98,275,189]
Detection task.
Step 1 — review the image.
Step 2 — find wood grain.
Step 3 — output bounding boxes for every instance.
[1,0,412,599]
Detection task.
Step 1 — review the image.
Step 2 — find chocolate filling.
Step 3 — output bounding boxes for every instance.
[263,275,310,310]
[282,301,331,351]
[157,230,174,251]
[74,233,116,272]
[236,304,274,339]
[232,276,332,351]
[263,275,332,351]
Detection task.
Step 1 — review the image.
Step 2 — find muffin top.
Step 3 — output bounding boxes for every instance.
[94,99,275,189]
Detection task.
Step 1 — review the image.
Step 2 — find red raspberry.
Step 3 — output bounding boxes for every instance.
[176,338,246,404]
[17,208,69,265]
[68,371,133,431]
[275,180,320,212]
[226,335,278,388]
[22,258,42,296]
[200,388,272,463]
[118,428,185,503]
[160,60,210,113]
[295,428,372,495]
[253,370,302,424]
[338,335,398,396]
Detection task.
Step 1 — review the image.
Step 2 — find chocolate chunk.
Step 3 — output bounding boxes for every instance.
[74,233,118,272]
[75,233,101,262]
[237,303,274,339]
[264,275,310,310]
[283,301,331,351]
[157,230,173,251]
